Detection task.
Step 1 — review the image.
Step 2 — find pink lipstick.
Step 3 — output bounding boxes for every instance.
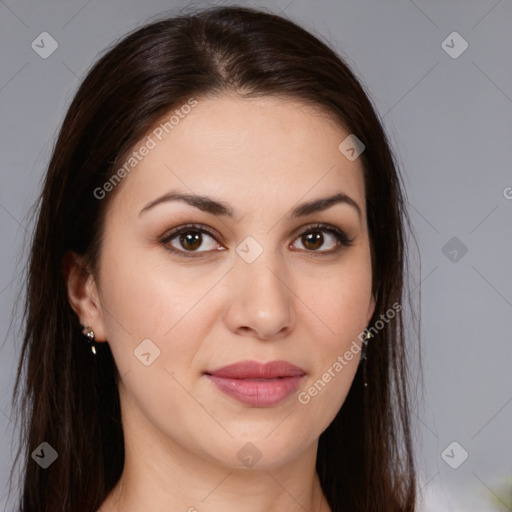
[205,360,305,407]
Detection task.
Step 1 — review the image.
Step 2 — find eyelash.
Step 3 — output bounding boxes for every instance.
[159,222,354,258]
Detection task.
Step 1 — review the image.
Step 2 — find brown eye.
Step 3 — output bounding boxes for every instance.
[292,224,353,254]
[301,231,324,251]
[160,224,221,256]
[178,231,203,251]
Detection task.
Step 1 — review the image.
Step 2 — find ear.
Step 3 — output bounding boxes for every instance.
[62,251,108,342]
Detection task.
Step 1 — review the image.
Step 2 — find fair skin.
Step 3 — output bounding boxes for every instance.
[65,95,375,512]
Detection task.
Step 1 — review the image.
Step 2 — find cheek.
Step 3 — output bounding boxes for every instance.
[300,248,373,342]
[95,235,243,397]
[293,250,372,413]
[95,239,207,374]
[99,223,208,329]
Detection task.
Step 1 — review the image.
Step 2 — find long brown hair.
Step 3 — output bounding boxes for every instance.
[10,5,418,511]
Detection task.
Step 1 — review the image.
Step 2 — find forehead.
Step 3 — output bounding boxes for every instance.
[107,95,366,221]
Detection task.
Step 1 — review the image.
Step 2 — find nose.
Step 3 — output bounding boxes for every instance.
[222,245,295,341]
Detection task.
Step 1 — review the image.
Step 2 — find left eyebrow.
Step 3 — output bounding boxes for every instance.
[139,190,362,221]
[289,192,362,221]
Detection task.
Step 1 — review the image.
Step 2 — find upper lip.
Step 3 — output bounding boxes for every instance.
[205,360,305,379]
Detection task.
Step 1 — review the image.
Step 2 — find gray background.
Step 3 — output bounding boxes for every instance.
[1,0,511,510]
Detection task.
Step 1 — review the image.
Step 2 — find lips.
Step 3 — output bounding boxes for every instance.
[206,360,305,379]
[205,360,305,407]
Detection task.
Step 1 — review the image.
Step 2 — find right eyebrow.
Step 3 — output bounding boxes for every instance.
[139,192,233,218]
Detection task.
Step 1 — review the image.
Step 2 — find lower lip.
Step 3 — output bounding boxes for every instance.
[206,375,303,407]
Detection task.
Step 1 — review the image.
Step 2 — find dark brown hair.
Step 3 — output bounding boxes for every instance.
[10,5,418,511]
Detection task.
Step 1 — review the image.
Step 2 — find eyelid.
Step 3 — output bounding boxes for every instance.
[291,222,353,243]
[160,223,219,241]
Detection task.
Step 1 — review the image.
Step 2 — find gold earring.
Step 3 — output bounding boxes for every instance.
[361,329,372,388]
[81,324,97,355]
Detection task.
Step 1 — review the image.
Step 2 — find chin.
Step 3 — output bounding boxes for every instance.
[201,430,315,472]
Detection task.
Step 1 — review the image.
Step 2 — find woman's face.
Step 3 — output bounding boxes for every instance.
[90,95,375,470]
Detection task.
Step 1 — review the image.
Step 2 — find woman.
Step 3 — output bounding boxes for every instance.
[11,5,418,511]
